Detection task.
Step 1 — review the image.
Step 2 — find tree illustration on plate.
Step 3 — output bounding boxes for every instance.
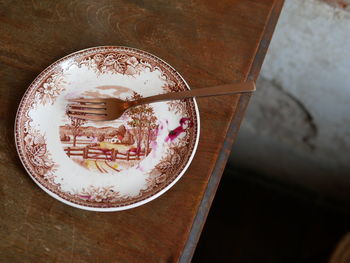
[68,115,87,147]
[126,92,158,157]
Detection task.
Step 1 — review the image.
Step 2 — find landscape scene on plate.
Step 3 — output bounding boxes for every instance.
[60,92,193,173]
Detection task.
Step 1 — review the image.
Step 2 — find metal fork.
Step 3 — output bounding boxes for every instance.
[67,81,255,121]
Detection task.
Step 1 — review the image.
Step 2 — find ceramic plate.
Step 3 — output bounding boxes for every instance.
[15,46,200,211]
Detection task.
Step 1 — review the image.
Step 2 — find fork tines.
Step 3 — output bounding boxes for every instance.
[67,98,107,120]
[68,98,105,103]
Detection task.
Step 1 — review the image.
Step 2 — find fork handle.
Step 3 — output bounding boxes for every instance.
[132,81,255,106]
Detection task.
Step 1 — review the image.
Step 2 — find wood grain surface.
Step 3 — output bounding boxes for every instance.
[0,1,283,262]
[329,232,350,263]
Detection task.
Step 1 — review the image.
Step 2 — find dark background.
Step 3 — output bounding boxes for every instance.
[193,164,350,262]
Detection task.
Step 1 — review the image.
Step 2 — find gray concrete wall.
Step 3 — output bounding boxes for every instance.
[230,0,350,201]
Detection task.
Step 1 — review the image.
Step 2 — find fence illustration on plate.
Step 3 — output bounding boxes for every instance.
[60,92,159,172]
[64,146,151,161]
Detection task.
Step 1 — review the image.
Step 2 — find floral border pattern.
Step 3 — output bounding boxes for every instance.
[34,72,66,106]
[24,125,56,180]
[15,46,199,209]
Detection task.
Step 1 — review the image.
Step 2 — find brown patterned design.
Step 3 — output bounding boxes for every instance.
[34,72,66,106]
[15,46,199,209]
[24,127,55,181]
[77,52,150,76]
[75,185,121,203]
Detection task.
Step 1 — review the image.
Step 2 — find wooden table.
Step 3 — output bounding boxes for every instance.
[0,1,283,262]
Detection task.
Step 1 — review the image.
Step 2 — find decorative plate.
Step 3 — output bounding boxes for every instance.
[15,46,200,211]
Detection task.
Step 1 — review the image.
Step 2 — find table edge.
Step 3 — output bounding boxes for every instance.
[179,1,285,262]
